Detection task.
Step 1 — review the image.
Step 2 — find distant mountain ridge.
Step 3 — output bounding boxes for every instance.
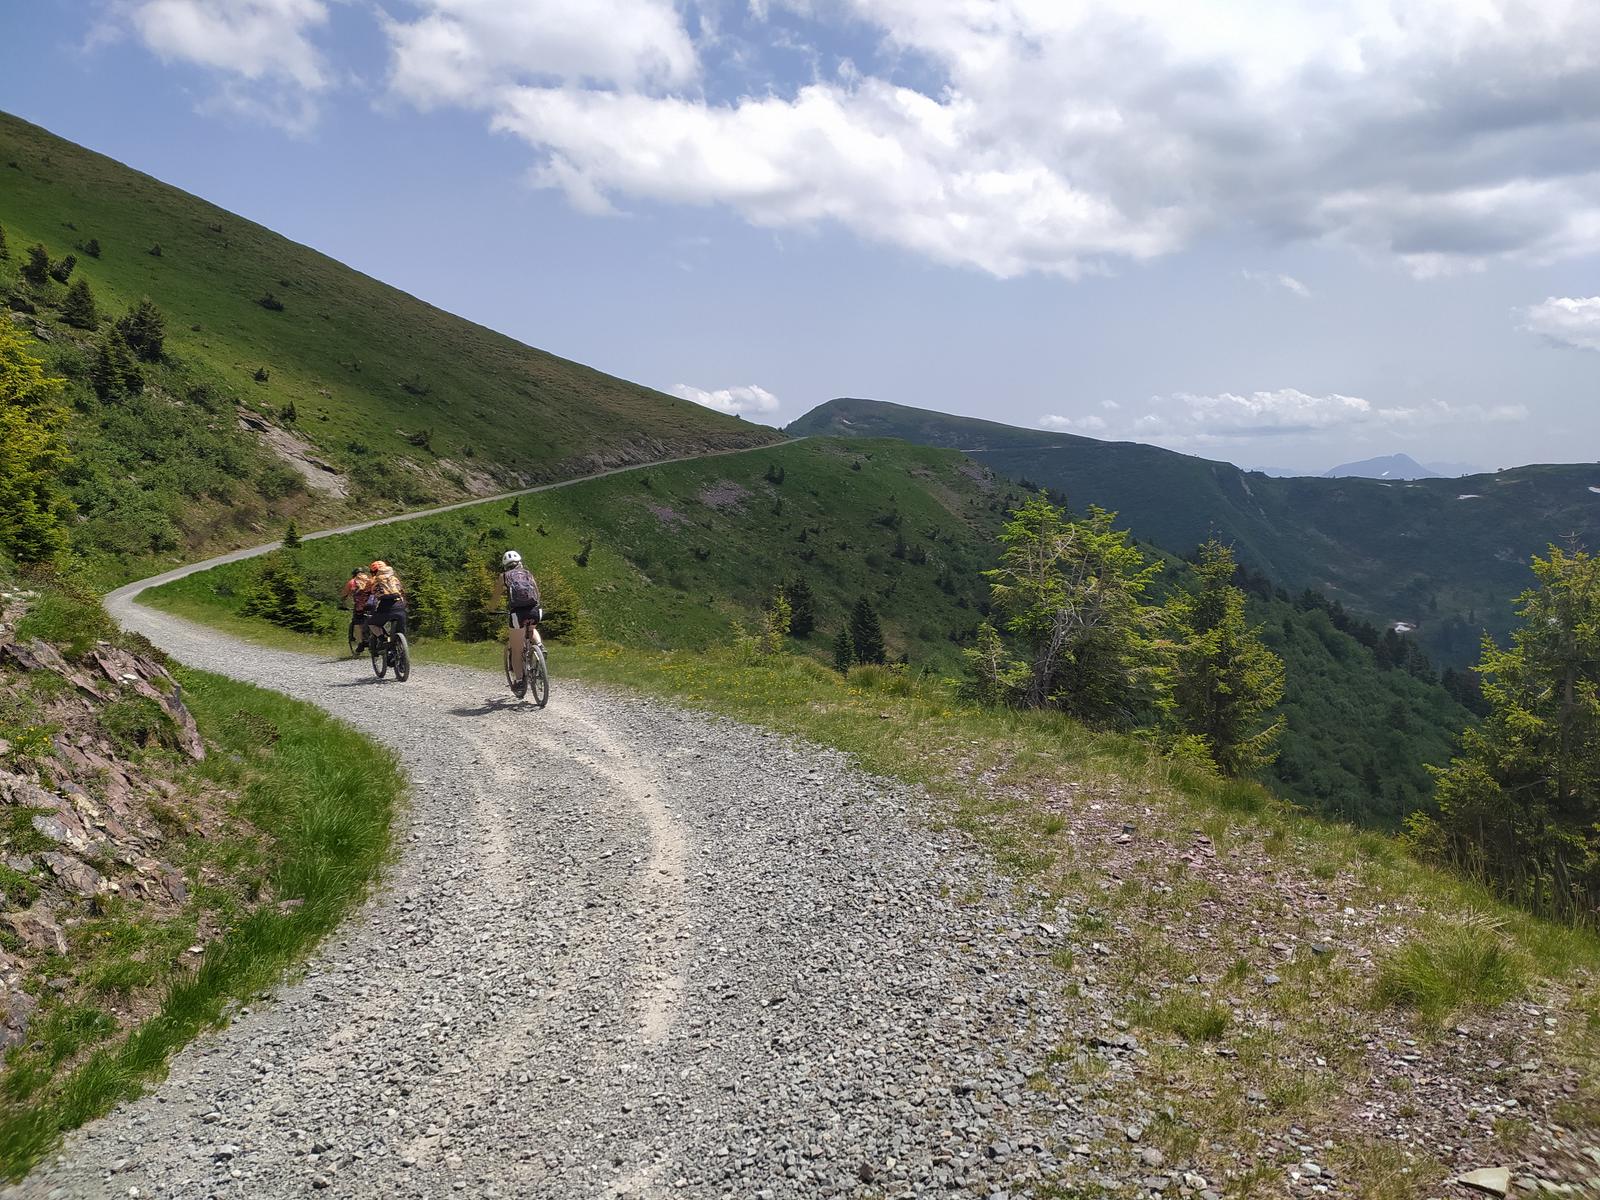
[788,398,1600,666]
[1324,454,1437,480]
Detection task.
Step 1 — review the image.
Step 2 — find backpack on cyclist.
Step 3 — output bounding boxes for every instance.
[504,566,541,607]
[371,571,403,599]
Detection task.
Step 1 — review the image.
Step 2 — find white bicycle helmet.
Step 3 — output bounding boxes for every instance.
[501,549,523,567]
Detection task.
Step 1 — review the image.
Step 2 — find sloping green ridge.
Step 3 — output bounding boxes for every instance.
[790,398,1600,666]
[0,112,777,488]
[148,438,1470,827]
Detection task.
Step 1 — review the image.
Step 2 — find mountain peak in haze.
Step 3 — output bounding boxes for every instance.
[1323,453,1438,480]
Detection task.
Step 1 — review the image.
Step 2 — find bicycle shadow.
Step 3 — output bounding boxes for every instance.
[448,696,532,717]
[329,677,389,688]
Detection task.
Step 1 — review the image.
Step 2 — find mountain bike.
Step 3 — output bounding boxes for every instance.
[493,612,548,706]
[370,618,411,682]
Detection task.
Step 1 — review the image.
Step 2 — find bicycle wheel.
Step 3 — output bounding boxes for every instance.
[371,634,388,679]
[392,633,411,682]
[347,617,362,658]
[530,646,549,708]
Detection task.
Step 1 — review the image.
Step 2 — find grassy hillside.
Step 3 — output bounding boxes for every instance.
[0,112,777,579]
[790,398,1600,666]
[146,438,1471,827]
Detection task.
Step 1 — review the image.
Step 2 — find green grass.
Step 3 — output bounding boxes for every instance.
[1372,917,1531,1025]
[0,669,401,1180]
[0,110,776,583]
[147,438,1011,670]
[146,436,1474,826]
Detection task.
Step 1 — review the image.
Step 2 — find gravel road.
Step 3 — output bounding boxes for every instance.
[12,593,1122,1199]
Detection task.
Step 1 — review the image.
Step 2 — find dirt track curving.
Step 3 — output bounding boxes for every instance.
[9,543,1114,1197]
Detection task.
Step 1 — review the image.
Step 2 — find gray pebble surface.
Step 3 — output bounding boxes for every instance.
[10,590,1116,1199]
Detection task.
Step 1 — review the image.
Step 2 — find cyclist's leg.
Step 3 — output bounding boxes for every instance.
[508,613,527,680]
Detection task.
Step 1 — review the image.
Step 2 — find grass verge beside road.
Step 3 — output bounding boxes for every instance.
[0,668,400,1180]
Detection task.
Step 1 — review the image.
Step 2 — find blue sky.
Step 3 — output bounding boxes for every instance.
[5,1,1600,472]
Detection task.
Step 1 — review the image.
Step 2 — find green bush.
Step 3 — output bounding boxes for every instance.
[14,584,115,658]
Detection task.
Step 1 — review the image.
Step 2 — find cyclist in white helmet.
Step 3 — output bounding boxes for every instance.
[497,550,543,684]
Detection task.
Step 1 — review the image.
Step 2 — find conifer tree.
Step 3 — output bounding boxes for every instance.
[406,560,450,639]
[961,622,1026,707]
[1412,547,1600,920]
[47,253,76,284]
[91,329,144,399]
[0,319,70,563]
[832,628,854,674]
[0,222,9,260]
[282,521,302,549]
[21,244,50,287]
[455,561,498,642]
[117,298,166,362]
[985,495,1158,724]
[783,577,816,639]
[1164,539,1286,776]
[240,553,321,633]
[850,596,887,665]
[61,278,99,330]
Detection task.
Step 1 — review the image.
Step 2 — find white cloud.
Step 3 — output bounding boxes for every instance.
[384,0,697,108]
[671,383,781,416]
[1122,388,1526,448]
[113,0,1600,274]
[1039,414,1108,433]
[1519,297,1600,353]
[112,0,331,130]
[1242,270,1311,298]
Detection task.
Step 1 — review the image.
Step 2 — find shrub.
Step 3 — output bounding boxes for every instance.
[257,292,283,311]
[47,254,76,284]
[253,367,269,383]
[14,583,117,658]
[82,238,100,258]
[147,243,162,257]
[102,696,179,754]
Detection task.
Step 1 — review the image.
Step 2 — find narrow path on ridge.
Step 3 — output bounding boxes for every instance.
[12,445,1117,1199]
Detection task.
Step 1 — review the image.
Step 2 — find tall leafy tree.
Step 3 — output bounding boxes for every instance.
[0,320,70,563]
[1412,547,1600,921]
[1165,540,1286,775]
[850,596,887,665]
[984,496,1159,725]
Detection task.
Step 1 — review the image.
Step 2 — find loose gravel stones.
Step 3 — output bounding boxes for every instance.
[8,595,1121,1198]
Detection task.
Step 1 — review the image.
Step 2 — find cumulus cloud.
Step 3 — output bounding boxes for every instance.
[1519,297,1600,352]
[111,0,331,130]
[461,0,1600,277]
[1039,414,1108,433]
[384,0,696,107]
[112,0,1600,274]
[1119,389,1525,448]
[671,383,781,416]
